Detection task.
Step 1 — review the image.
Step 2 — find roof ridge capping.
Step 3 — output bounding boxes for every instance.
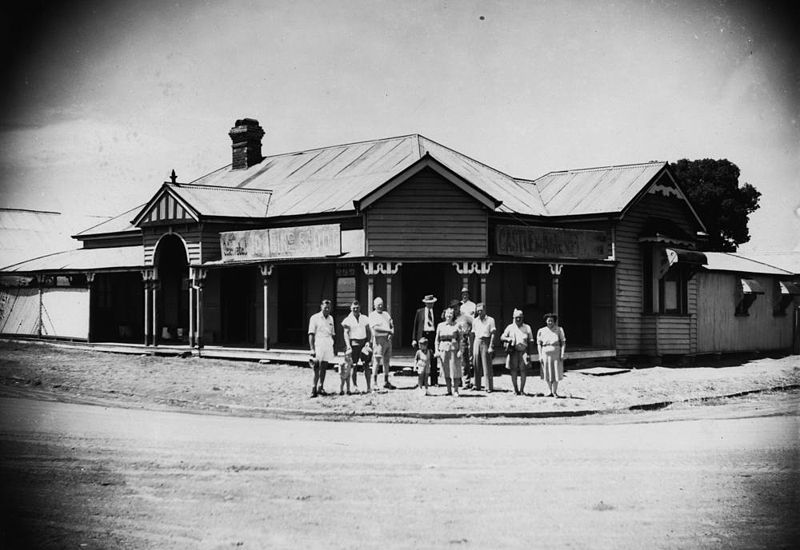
[540,160,666,177]
[173,183,272,194]
[260,132,423,160]
[418,135,519,181]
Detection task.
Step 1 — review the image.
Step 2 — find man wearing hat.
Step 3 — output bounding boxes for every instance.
[412,294,439,386]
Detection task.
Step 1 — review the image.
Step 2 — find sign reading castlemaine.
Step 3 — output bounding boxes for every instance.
[496,225,610,260]
[220,224,341,261]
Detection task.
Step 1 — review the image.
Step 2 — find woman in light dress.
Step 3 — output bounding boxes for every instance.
[537,313,566,397]
[435,306,463,396]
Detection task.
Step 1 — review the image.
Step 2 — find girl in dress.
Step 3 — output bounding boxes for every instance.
[537,313,566,397]
[414,337,432,396]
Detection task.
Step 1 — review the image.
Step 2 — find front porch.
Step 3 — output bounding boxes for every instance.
[59,340,617,368]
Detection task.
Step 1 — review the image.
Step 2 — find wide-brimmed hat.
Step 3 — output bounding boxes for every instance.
[422,295,437,304]
[461,287,469,293]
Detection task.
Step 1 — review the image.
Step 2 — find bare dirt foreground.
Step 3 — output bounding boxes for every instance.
[1,340,799,419]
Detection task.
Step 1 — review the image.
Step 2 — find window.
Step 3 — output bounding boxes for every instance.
[772,280,799,316]
[735,278,764,316]
[335,264,357,307]
[643,245,689,314]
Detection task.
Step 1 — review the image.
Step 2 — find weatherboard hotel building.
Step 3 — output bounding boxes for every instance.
[1,119,798,364]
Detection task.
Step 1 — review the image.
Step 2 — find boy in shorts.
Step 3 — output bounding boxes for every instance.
[339,352,354,395]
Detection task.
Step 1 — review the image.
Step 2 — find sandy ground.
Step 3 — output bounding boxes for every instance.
[1,339,798,419]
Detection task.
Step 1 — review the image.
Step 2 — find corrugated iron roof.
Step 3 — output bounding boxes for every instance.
[80,136,675,240]
[0,209,112,267]
[1,245,145,273]
[74,204,143,237]
[168,184,272,218]
[743,252,800,275]
[185,134,549,217]
[526,161,666,216]
[702,252,795,276]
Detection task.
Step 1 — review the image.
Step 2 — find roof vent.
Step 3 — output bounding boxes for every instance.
[228,118,265,170]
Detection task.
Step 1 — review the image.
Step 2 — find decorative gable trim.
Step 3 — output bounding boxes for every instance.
[132,184,200,227]
[353,154,502,212]
[622,165,707,233]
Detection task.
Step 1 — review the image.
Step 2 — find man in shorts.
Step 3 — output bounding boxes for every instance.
[341,300,372,393]
[368,296,396,390]
[500,308,534,395]
[308,299,335,398]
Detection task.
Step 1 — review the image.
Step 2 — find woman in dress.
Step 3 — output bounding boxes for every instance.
[435,306,463,396]
[537,313,566,397]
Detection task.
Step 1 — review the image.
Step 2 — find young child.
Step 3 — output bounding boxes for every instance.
[339,353,354,395]
[415,337,432,395]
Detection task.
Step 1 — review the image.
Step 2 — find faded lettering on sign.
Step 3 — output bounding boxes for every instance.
[496,225,610,260]
[220,224,341,261]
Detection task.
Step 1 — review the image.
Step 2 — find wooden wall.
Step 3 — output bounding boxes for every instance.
[614,187,700,356]
[365,167,488,258]
[696,272,795,353]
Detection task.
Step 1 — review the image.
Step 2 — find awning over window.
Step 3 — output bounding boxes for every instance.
[779,281,800,295]
[665,248,708,267]
[740,278,765,294]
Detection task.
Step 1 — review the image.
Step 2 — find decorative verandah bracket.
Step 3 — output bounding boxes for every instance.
[259,263,273,350]
[140,268,158,346]
[361,261,402,313]
[452,261,493,302]
[548,263,564,317]
[189,267,207,349]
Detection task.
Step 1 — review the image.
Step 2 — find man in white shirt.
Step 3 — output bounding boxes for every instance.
[341,300,372,393]
[308,299,335,398]
[368,297,395,390]
[500,308,534,396]
[471,302,497,392]
[459,287,476,318]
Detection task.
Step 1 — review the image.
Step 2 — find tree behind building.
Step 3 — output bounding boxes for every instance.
[669,158,761,252]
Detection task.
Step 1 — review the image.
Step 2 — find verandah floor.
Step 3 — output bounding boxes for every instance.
[67,341,617,368]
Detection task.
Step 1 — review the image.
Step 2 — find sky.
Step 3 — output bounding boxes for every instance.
[0,0,798,253]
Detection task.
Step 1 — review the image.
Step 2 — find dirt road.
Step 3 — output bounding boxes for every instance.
[1,393,797,549]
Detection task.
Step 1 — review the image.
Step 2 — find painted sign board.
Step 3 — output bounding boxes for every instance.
[220,224,341,261]
[496,225,610,260]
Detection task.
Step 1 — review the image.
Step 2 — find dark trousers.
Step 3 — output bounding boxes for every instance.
[422,330,438,385]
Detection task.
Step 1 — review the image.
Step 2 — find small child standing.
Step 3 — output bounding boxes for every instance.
[339,353,354,395]
[415,337,432,395]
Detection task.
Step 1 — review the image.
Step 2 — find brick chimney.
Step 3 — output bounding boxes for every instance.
[228,118,265,169]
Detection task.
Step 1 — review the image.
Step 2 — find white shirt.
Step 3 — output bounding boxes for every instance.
[308,311,334,340]
[472,315,496,339]
[423,307,435,331]
[369,310,393,337]
[341,312,369,340]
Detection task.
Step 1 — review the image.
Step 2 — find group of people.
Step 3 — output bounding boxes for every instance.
[307,288,566,399]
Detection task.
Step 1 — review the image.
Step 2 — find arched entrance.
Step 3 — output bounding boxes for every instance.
[154,234,189,342]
